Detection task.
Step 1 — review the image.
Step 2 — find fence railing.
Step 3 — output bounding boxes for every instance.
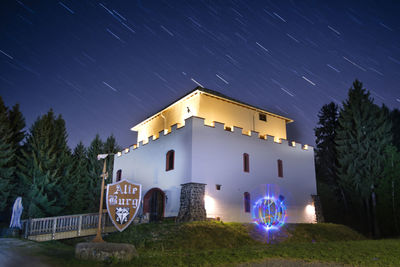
[22,210,116,241]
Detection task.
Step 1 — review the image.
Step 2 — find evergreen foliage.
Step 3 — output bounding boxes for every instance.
[0,97,122,221]
[315,102,339,185]
[18,110,71,218]
[86,134,105,212]
[103,134,121,185]
[67,142,91,213]
[390,109,400,151]
[314,102,346,223]
[0,97,15,213]
[334,80,392,237]
[376,145,400,236]
[6,103,26,209]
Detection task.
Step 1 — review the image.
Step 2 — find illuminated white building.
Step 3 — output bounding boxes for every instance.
[113,88,318,223]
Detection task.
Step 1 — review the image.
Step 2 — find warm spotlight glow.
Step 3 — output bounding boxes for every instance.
[305,204,316,223]
[204,195,216,215]
[305,204,315,215]
[124,148,129,153]
[291,141,296,147]
[117,152,122,157]
[303,144,309,150]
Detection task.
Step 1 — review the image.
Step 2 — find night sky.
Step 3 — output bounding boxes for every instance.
[1,0,400,149]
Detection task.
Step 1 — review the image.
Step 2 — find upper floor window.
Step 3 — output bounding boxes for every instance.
[244,192,251,213]
[243,153,249,173]
[259,113,267,121]
[277,159,283,177]
[116,169,122,182]
[166,150,175,171]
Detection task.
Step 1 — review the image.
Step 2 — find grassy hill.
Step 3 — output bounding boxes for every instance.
[36,221,400,266]
[105,221,365,250]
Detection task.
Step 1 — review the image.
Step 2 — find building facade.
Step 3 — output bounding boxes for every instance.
[113,88,318,223]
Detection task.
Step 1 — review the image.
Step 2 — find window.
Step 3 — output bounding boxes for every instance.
[277,159,283,177]
[216,184,221,190]
[166,150,175,171]
[243,153,249,173]
[116,169,122,182]
[259,113,267,121]
[244,192,251,212]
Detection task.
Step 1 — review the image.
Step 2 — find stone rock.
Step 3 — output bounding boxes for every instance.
[75,242,138,262]
[176,182,206,222]
[311,194,324,223]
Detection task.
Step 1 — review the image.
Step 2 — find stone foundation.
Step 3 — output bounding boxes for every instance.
[176,182,206,222]
[75,242,138,262]
[311,194,324,223]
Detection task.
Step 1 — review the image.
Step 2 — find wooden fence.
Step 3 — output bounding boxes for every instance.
[22,210,116,242]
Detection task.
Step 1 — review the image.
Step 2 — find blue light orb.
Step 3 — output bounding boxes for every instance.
[252,195,287,231]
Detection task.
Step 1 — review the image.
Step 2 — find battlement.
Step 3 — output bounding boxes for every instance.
[116,116,313,158]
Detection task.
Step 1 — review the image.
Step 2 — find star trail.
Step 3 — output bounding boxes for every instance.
[1,0,399,148]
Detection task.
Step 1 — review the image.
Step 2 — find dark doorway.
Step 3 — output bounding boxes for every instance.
[143,188,165,222]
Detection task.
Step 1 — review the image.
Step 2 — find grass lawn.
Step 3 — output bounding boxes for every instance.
[34,221,400,266]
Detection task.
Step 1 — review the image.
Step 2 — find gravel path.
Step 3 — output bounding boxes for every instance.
[235,258,350,267]
[0,238,50,267]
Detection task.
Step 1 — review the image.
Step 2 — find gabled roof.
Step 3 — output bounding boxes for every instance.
[131,87,293,131]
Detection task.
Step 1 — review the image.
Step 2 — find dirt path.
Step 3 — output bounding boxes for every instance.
[235,258,350,267]
[0,238,50,267]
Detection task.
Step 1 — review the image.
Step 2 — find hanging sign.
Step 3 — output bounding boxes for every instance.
[106,179,142,232]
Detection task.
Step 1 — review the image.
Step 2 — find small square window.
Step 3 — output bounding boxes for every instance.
[259,113,267,121]
[216,184,221,190]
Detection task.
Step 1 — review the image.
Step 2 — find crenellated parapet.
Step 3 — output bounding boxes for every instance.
[116,116,313,158]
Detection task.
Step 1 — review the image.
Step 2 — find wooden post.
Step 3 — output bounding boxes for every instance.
[24,218,31,239]
[102,210,106,233]
[52,218,57,240]
[78,215,82,236]
[92,158,107,243]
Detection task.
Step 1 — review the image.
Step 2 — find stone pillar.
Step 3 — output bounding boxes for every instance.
[311,194,325,223]
[176,183,206,222]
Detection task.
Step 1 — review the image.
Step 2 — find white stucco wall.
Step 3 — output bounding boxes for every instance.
[112,122,193,217]
[190,116,317,223]
[113,116,317,223]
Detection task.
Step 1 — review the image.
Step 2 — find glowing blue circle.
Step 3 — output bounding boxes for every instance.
[252,195,287,231]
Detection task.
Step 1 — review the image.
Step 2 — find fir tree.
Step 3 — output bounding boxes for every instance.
[0,97,15,213]
[86,134,104,212]
[6,103,26,207]
[7,103,26,149]
[18,110,70,218]
[314,102,348,222]
[376,145,400,236]
[335,80,392,237]
[103,134,121,185]
[52,114,74,214]
[390,109,400,151]
[68,142,91,213]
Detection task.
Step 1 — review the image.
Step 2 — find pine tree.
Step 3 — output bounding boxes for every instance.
[6,103,26,208]
[390,109,400,151]
[18,110,70,218]
[68,142,91,214]
[7,103,26,149]
[52,114,74,214]
[376,145,400,236]
[103,134,121,185]
[86,134,104,212]
[335,80,392,237]
[0,97,15,213]
[314,102,347,222]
